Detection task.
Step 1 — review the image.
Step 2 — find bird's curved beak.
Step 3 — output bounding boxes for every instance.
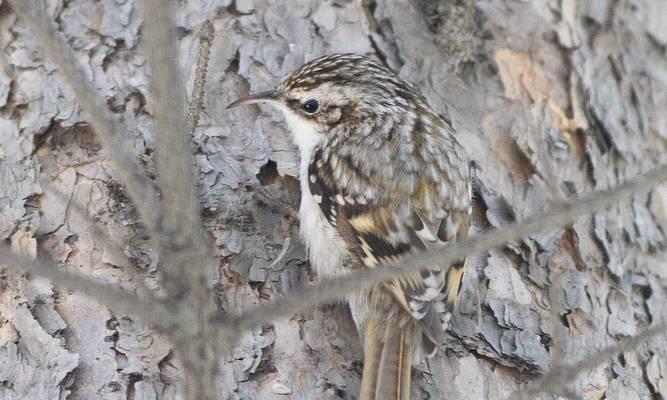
[226,90,279,109]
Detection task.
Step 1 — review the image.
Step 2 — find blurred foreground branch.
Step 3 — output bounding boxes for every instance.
[7,0,161,232]
[142,0,218,398]
[6,1,667,399]
[221,165,667,335]
[516,322,667,399]
[0,246,174,329]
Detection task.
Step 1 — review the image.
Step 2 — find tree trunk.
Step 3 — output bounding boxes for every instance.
[1,0,666,399]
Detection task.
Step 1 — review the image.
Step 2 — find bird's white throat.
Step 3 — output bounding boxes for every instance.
[280,108,323,165]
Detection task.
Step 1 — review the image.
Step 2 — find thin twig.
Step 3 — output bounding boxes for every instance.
[7,1,160,232]
[515,323,667,399]
[269,237,292,270]
[47,184,154,299]
[0,246,174,330]
[188,21,214,132]
[253,185,300,220]
[215,164,667,340]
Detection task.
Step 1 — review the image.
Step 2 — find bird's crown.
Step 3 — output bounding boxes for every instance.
[275,53,426,126]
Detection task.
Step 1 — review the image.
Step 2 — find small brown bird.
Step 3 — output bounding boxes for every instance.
[228,53,471,400]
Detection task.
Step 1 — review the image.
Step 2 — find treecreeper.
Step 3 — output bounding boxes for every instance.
[228,53,472,400]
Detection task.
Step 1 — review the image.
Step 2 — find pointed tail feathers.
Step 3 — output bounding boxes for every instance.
[360,318,413,400]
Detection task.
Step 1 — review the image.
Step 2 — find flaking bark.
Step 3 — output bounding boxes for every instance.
[0,1,666,399]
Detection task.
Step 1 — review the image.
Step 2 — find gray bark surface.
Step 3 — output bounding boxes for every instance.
[1,0,666,399]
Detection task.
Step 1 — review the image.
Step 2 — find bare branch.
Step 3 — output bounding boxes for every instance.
[0,246,174,331]
[7,1,161,232]
[10,2,220,396]
[216,164,667,339]
[142,2,218,398]
[515,323,667,399]
[143,0,213,300]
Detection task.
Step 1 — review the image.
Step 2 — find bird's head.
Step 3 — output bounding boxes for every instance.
[227,53,423,152]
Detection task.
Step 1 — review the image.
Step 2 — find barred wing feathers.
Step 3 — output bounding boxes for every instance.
[307,147,470,352]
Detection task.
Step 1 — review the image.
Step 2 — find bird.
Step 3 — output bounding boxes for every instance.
[228,53,471,400]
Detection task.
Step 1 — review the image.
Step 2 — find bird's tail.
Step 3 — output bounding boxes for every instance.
[359,317,414,400]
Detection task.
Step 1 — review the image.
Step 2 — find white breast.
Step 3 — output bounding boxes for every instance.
[297,138,367,333]
[279,107,369,336]
[281,108,349,278]
[298,162,349,278]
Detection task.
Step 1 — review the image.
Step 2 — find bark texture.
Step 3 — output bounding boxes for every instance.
[1,0,666,399]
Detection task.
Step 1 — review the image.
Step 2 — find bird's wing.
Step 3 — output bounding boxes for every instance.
[307,147,470,349]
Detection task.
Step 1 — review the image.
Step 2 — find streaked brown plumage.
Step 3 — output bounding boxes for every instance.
[228,53,471,400]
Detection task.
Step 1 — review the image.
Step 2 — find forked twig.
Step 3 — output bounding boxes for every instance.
[8,1,161,233]
[47,184,154,298]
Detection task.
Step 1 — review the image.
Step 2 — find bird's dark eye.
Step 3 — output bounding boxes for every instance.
[303,99,319,114]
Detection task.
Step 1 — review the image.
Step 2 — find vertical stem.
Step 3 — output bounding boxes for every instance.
[142,1,219,398]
